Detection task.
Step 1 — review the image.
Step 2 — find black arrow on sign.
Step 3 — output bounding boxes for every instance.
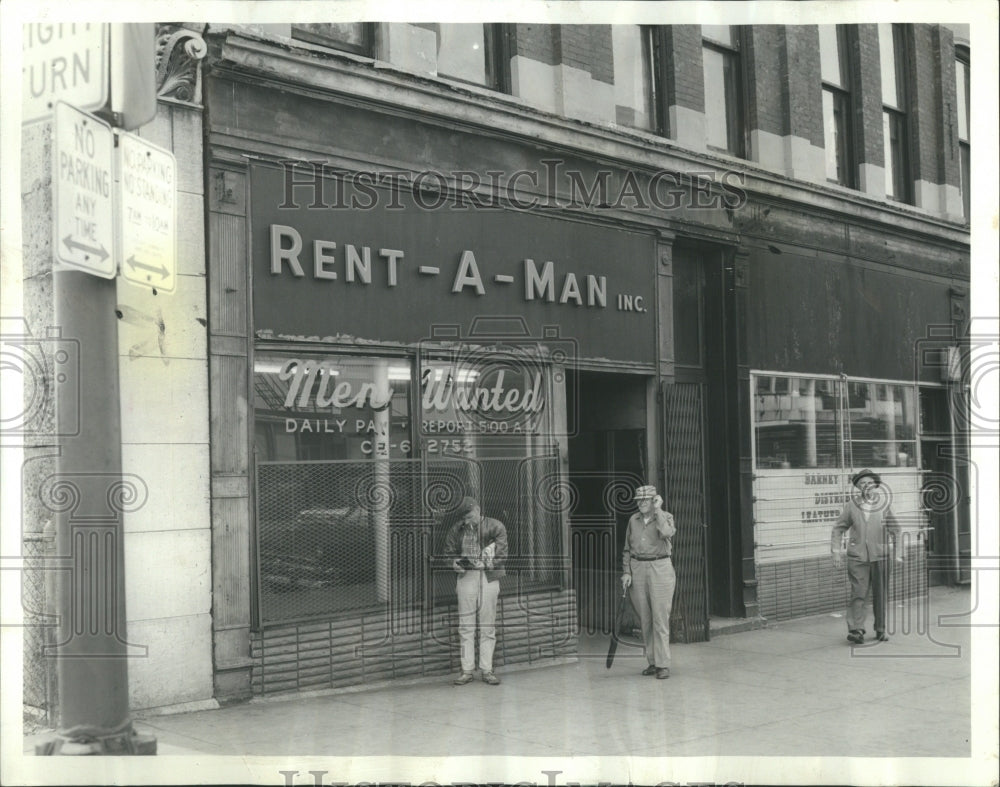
[126,255,170,280]
[62,235,110,263]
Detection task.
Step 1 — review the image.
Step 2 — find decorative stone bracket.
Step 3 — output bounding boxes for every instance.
[155,24,208,105]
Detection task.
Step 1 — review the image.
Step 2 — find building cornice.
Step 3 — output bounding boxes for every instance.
[206,30,970,255]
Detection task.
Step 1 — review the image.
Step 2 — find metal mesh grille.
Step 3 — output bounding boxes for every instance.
[256,454,563,627]
[662,382,710,643]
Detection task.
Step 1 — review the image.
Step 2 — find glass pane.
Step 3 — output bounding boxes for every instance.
[755,375,843,469]
[703,24,733,47]
[823,90,839,181]
[883,111,896,198]
[960,142,970,217]
[292,23,368,52]
[703,47,731,149]
[847,382,917,467]
[878,23,899,107]
[818,25,844,86]
[437,24,487,85]
[253,354,412,461]
[612,25,654,130]
[956,58,969,141]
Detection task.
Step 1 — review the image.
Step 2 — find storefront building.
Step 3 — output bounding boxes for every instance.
[20,19,972,714]
[194,21,970,702]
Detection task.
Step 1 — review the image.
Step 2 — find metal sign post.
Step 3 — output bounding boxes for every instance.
[24,26,161,757]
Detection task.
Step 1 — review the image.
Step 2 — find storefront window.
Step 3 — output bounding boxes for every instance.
[251,351,563,625]
[252,354,413,624]
[254,354,412,461]
[421,358,561,599]
[753,374,918,470]
[752,372,924,565]
[846,381,917,468]
[754,375,842,469]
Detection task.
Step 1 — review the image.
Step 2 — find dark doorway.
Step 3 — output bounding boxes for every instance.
[673,244,749,618]
[920,386,961,586]
[566,371,648,634]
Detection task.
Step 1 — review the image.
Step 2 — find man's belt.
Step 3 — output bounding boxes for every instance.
[631,555,670,562]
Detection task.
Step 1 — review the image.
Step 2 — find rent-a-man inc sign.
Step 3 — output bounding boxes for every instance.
[250,164,657,364]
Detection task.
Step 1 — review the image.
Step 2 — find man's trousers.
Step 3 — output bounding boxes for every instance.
[456,570,500,673]
[846,558,890,634]
[629,557,676,668]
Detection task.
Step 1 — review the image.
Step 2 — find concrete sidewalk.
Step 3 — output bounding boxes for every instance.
[25,586,973,759]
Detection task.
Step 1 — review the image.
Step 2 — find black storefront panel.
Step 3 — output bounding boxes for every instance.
[746,248,956,382]
[249,163,657,365]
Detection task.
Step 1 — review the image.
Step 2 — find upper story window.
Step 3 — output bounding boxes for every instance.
[436,24,511,91]
[611,25,656,132]
[291,23,377,57]
[878,23,911,203]
[701,24,745,157]
[819,25,856,188]
[955,45,970,220]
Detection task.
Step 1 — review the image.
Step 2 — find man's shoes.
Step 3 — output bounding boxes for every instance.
[875,631,889,642]
[846,629,864,644]
[655,667,670,680]
[641,665,658,676]
[453,671,474,685]
[482,671,501,685]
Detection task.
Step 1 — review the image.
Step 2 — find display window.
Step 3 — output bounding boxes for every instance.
[751,372,926,563]
[251,350,564,625]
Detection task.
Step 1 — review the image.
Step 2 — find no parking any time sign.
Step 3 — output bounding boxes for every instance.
[52,101,115,277]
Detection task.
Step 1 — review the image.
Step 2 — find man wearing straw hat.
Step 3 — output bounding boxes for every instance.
[621,485,677,679]
[831,469,903,644]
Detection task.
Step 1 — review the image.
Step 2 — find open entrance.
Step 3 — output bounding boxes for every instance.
[919,386,969,586]
[567,371,649,634]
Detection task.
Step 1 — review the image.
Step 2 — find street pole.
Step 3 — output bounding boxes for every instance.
[22,21,160,752]
[33,269,155,755]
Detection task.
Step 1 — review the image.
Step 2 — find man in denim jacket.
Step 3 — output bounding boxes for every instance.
[831,469,903,644]
[445,496,508,686]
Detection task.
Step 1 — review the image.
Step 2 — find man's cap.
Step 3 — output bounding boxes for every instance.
[634,485,657,500]
[456,496,479,516]
[851,469,881,488]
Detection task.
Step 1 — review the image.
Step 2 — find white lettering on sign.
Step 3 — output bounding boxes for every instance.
[118,133,177,292]
[753,470,925,563]
[52,103,115,277]
[279,359,393,410]
[421,368,544,416]
[273,358,545,418]
[267,225,619,309]
[270,225,403,286]
[23,24,108,124]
